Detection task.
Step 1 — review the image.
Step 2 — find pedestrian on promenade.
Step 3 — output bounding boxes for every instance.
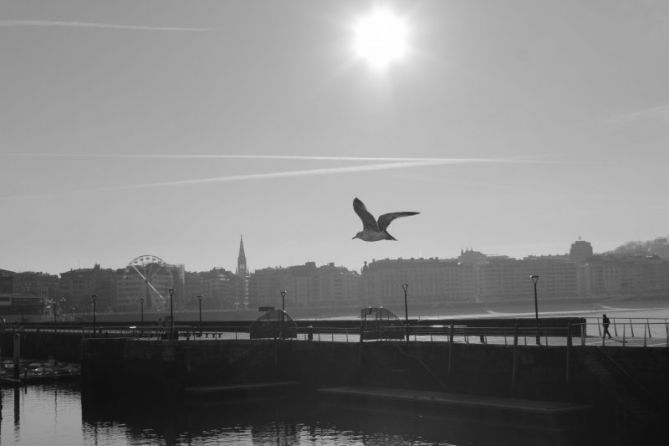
[602,314,612,339]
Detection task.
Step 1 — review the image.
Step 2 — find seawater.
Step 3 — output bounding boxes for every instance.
[2,383,606,446]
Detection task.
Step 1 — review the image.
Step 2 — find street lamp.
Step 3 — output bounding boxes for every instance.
[530,275,540,345]
[197,295,203,325]
[91,294,97,334]
[280,290,286,312]
[139,298,144,323]
[402,283,409,342]
[168,288,175,338]
[280,290,287,339]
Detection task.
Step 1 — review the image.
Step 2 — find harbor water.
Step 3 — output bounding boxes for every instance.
[1,382,618,446]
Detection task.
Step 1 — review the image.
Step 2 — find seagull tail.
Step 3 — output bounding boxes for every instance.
[385,232,397,241]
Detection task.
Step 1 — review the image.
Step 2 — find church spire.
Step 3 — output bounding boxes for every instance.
[236,235,248,277]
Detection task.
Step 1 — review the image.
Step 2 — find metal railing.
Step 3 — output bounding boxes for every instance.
[5,317,669,347]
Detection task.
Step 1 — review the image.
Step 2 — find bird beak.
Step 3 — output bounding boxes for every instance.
[352,235,357,239]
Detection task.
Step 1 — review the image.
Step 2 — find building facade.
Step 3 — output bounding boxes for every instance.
[249,262,360,310]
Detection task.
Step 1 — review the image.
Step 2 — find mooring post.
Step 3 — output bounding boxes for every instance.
[565,322,572,383]
[511,324,519,393]
[448,322,454,375]
[13,333,21,381]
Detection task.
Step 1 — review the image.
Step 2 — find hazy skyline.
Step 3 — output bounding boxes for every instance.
[2,1,668,274]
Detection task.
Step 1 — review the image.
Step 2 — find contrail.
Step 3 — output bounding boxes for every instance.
[3,153,523,164]
[610,104,669,124]
[84,160,477,192]
[0,20,212,32]
[1,159,492,199]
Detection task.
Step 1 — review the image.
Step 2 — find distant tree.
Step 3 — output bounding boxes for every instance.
[610,236,669,259]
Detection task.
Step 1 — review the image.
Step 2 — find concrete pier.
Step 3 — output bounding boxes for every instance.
[77,336,668,427]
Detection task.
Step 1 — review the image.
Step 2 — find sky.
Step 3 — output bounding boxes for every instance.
[1,0,668,275]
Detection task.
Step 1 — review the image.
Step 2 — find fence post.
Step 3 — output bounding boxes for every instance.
[580,322,586,347]
[647,319,652,339]
[629,319,635,337]
[613,318,618,337]
[622,324,626,347]
[643,324,647,348]
[597,318,602,337]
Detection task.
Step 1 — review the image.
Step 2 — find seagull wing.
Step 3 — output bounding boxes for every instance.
[353,198,379,231]
[377,212,419,232]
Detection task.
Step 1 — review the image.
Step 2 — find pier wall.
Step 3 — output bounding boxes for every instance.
[4,329,669,416]
[79,338,669,408]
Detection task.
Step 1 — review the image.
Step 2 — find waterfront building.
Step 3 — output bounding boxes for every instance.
[570,238,594,264]
[361,258,476,308]
[315,262,360,307]
[522,256,578,299]
[249,262,360,310]
[249,266,288,309]
[59,265,117,313]
[476,256,526,301]
[0,268,13,295]
[115,266,173,312]
[13,271,59,302]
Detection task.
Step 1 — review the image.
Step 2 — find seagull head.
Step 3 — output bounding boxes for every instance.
[352,231,363,240]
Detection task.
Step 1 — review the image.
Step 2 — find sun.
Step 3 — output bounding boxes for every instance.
[353,7,409,71]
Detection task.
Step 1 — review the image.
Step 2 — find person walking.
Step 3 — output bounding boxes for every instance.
[602,314,612,339]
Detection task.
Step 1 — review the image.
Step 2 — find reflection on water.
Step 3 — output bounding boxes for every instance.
[0,383,631,446]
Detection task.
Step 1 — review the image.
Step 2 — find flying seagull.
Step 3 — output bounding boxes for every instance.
[352,197,419,242]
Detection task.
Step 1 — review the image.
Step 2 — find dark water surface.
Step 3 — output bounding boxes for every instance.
[0,382,640,446]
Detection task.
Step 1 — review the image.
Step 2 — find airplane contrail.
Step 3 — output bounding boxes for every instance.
[0,19,212,32]
[3,153,525,164]
[1,159,497,199]
[82,160,480,192]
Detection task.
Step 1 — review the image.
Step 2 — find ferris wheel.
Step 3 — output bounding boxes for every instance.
[128,255,171,311]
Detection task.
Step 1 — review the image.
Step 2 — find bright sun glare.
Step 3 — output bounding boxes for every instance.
[353,7,408,71]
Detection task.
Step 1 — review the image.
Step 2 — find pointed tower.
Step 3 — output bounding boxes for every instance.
[236,236,249,309]
[236,236,248,277]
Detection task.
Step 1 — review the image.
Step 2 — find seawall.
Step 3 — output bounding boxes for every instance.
[78,337,669,422]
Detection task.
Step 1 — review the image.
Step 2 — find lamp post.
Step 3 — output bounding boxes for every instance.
[91,294,97,335]
[530,275,540,345]
[168,288,175,338]
[402,283,409,342]
[139,298,144,323]
[197,295,203,325]
[280,290,287,339]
